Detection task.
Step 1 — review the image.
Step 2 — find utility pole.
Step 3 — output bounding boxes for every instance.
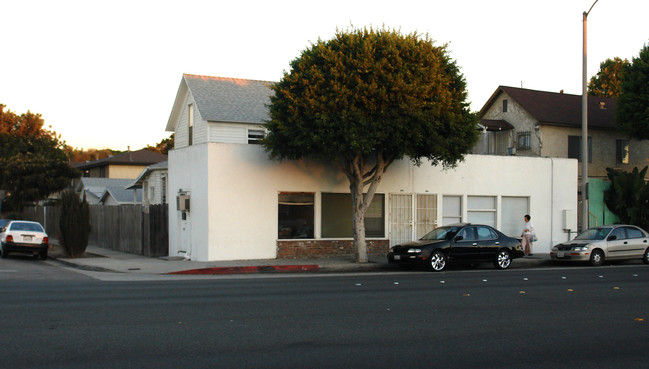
[582,0,598,231]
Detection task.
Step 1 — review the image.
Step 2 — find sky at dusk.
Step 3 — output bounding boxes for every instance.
[1,0,647,151]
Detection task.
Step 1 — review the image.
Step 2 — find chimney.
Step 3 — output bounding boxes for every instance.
[128,146,132,161]
[560,89,564,94]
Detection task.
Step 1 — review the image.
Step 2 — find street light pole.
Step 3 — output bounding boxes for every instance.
[582,0,598,232]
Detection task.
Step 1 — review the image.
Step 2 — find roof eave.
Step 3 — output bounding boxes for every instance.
[165,76,189,132]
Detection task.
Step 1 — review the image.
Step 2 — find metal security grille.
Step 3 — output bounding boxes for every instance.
[389,194,412,247]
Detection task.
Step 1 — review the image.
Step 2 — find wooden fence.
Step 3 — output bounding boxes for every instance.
[23,204,168,257]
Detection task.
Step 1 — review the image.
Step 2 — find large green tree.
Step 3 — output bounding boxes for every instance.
[616,43,649,139]
[264,27,478,263]
[588,57,629,97]
[0,104,79,211]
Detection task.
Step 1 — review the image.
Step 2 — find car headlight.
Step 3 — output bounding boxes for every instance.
[572,245,590,251]
[407,248,422,253]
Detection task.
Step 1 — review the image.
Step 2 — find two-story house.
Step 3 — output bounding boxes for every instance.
[477,86,649,226]
[74,148,167,179]
[165,74,578,261]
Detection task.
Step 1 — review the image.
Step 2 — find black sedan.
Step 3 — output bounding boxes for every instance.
[387,223,524,271]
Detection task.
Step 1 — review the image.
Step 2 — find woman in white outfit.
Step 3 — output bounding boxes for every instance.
[521,214,534,255]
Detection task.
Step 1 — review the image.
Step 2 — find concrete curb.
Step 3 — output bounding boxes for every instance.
[168,264,320,275]
[49,256,121,273]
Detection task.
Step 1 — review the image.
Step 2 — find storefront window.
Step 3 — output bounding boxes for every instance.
[278,192,314,239]
[321,193,384,238]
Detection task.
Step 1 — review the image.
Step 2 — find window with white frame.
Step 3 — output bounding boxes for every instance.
[467,196,496,227]
[248,129,265,144]
[442,195,462,225]
[188,104,194,146]
[278,192,314,239]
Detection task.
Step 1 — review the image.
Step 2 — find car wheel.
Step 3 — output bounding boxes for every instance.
[40,251,48,260]
[429,250,447,272]
[494,249,511,269]
[0,245,7,259]
[590,249,604,266]
[643,248,649,265]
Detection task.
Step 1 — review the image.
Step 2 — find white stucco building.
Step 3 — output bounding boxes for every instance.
[166,74,578,261]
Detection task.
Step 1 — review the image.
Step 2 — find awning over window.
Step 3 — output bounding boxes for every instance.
[480,119,514,131]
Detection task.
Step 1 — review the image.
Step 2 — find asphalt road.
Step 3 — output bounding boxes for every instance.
[1,261,647,368]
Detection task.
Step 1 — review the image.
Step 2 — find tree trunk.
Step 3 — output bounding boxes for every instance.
[350,180,368,263]
[339,151,393,263]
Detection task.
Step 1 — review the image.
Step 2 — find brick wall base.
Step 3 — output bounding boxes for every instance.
[277,239,390,259]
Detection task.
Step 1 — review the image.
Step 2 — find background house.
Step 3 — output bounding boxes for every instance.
[165,74,578,261]
[76,178,140,205]
[126,161,168,206]
[477,86,648,227]
[75,148,167,179]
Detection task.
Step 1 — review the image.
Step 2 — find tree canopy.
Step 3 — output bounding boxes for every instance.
[264,27,478,262]
[588,57,629,97]
[0,104,79,211]
[616,43,649,139]
[147,133,174,155]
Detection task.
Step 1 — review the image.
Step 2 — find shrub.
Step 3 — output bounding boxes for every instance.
[605,166,649,230]
[59,189,90,257]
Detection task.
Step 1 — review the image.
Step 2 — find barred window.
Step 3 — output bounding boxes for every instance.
[517,131,531,150]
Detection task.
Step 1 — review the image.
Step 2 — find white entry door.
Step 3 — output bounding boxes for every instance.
[389,194,437,246]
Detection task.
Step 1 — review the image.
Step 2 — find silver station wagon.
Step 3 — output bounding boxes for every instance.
[551,224,649,266]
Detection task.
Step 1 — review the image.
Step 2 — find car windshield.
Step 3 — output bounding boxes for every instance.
[420,226,462,241]
[574,227,612,240]
[9,222,44,232]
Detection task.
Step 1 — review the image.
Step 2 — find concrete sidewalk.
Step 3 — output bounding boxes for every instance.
[47,243,552,276]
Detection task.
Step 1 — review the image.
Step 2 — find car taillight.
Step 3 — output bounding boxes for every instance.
[43,236,48,244]
[6,235,13,242]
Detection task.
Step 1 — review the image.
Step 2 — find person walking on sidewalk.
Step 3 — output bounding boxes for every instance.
[521,214,534,256]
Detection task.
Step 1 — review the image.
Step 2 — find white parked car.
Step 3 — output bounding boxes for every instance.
[0,220,49,260]
[551,224,649,266]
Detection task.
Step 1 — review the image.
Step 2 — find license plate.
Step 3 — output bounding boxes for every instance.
[558,251,565,258]
[23,235,33,242]
[394,255,401,260]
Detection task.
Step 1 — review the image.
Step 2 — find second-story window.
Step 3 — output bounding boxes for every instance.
[616,139,629,164]
[568,135,592,163]
[517,131,531,150]
[502,99,508,113]
[188,104,194,146]
[248,129,265,144]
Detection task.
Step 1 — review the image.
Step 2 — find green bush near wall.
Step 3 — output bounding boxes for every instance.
[604,166,649,230]
[59,189,90,257]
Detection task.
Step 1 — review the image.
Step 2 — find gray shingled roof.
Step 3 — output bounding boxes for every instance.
[184,74,274,124]
[76,178,134,198]
[100,187,143,205]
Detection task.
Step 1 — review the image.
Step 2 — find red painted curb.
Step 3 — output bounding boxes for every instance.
[168,264,320,275]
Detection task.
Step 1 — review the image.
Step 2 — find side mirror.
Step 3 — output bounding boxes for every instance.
[607,235,617,241]
[454,236,464,242]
